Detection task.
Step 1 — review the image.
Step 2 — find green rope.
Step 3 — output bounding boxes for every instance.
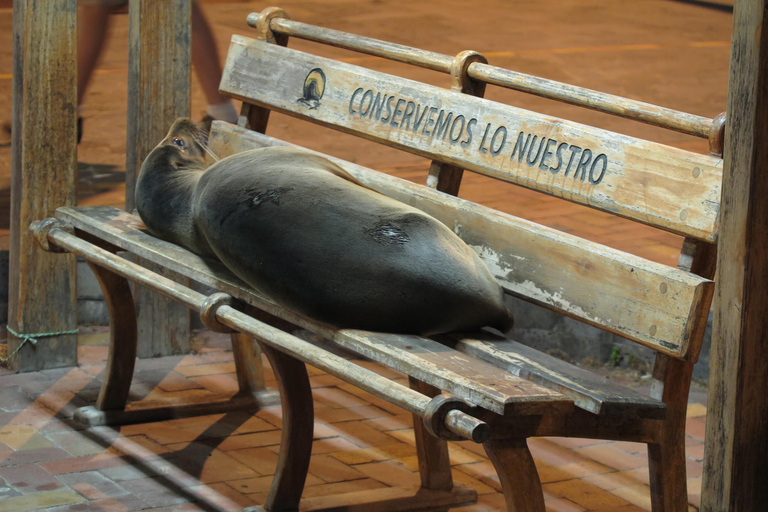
[1,326,79,363]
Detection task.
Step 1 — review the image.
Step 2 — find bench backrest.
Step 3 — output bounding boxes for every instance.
[215,10,718,362]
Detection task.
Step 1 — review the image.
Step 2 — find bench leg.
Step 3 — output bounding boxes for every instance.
[74,265,279,428]
[259,342,314,512]
[231,332,267,394]
[89,262,138,412]
[409,377,453,492]
[648,354,692,512]
[484,438,545,512]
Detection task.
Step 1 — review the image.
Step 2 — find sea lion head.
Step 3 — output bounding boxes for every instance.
[136,117,218,258]
[150,117,212,171]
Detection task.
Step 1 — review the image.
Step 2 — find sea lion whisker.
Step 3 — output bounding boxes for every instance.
[200,142,220,163]
[190,132,220,163]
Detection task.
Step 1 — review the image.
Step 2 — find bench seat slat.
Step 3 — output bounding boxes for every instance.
[220,35,722,242]
[55,206,572,417]
[205,122,713,361]
[439,332,666,419]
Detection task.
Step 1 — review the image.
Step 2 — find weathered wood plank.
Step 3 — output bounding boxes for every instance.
[703,1,768,510]
[125,0,192,358]
[440,331,666,419]
[220,35,722,241]
[53,206,573,417]
[206,122,714,360]
[8,0,78,371]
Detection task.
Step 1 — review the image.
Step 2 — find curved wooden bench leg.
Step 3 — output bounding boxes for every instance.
[259,342,314,512]
[484,438,545,512]
[88,262,138,412]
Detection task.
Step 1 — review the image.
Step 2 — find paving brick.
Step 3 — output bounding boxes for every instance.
[574,444,648,471]
[99,463,157,483]
[174,362,237,378]
[1,446,72,468]
[329,420,399,448]
[58,470,132,500]
[138,505,206,512]
[686,457,703,478]
[119,476,195,508]
[47,495,147,511]
[544,479,630,510]
[686,417,707,441]
[0,482,22,499]
[448,443,486,465]
[155,372,205,393]
[169,442,259,484]
[581,468,649,491]
[0,425,43,450]
[300,477,387,498]
[36,391,90,420]
[548,437,608,449]
[39,451,129,475]
[0,386,34,412]
[312,387,370,409]
[330,442,414,465]
[336,383,409,415]
[186,481,255,509]
[228,447,280,475]
[452,461,502,492]
[315,405,392,424]
[210,429,283,451]
[188,374,240,395]
[0,463,63,494]
[609,483,653,510]
[46,430,117,457]
[686,443,705,461]
[546,498,588,512]
[451,465,498,495]
[538,461,614,484]
[0,488,86,512]
[5,402,59,426]
[607,441,647,455]
[0,373,55,395]
[308,454,367,483]
[529,439,588,467]
[393,454,419,472]
[362,413,414,432]
[310,437,361,456]
[686,402,707,418]
[228,474,274,495]
[224,415,276,436]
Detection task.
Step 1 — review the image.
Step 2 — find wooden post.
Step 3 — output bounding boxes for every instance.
[125,0,192,358]
[8,0,78,371]
[702,0,768,510]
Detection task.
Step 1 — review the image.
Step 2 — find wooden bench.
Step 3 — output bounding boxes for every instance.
[33,7,721,512]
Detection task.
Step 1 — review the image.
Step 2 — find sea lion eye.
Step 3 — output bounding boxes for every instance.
[172,138,186,149]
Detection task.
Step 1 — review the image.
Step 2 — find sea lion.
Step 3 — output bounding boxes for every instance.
[136,118,514,336]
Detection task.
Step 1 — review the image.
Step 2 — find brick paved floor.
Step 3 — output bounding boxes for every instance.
[0,329,706,512]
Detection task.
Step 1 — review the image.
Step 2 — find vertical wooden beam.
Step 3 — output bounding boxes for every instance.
[702,1,768,510]
[8,0,78,371]
[125,0,192,358]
